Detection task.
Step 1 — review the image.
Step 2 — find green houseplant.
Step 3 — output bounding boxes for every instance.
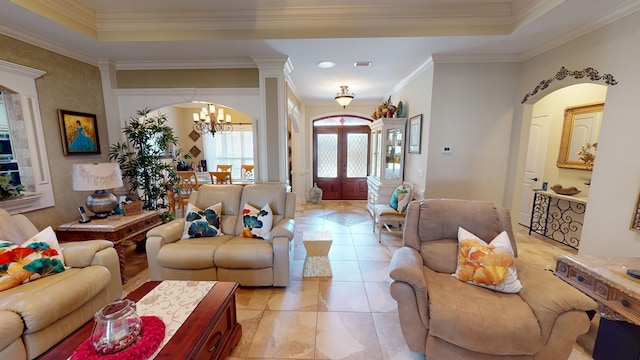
[109,108,189,220]
[0,174,25,201]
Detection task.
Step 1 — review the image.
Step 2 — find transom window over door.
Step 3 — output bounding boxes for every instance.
[313,116,371,200]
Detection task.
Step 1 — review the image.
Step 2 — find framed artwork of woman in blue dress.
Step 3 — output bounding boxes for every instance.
[58,109,100,155]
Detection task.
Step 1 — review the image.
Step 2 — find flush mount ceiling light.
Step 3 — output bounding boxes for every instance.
[317,60,336,69]
[334,85,355,108]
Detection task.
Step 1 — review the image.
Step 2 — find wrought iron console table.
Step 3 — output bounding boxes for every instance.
[528,190,587,249]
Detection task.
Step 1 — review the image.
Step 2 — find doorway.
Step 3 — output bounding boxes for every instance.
[313,116,371,200]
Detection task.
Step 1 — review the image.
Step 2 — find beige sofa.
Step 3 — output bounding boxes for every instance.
[0,211,122,360]
[146,183,296,286]
[389,199,597,360]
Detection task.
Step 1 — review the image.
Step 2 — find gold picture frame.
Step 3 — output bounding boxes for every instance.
[556,103,604,170]
[630,186,640,233]
[58,109,100,155]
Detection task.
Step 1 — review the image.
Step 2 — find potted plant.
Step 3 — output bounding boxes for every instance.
[109,107,189,221]
[0,174,24,201]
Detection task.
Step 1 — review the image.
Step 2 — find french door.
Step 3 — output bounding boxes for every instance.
[313,125,370,200]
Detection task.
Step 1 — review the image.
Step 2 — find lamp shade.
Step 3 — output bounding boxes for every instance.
[72,163,124,191]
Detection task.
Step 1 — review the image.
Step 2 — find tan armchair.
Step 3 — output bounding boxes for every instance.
[389,199,597,360]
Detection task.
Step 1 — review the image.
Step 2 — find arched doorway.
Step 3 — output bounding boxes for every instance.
[313,115,371,200]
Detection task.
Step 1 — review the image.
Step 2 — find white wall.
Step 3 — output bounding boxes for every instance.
[425,62,520,204]
[513,9,640,256]
[389,61,434,199]
[532,83,607,197]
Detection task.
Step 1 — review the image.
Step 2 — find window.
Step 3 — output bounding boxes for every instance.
[203,124,253,180]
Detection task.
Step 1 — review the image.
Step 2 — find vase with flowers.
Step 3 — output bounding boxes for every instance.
[577,142,597,170]
[372,96,398,120]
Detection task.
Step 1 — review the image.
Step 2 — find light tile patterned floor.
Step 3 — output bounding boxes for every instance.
[224,200,594,360]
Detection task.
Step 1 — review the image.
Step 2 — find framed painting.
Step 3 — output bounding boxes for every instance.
[408,114,422,154]
[58,109,100,155]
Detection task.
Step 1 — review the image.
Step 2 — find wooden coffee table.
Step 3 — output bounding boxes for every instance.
[38,281,242,360]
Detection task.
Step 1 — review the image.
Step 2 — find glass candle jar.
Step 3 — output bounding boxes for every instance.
[91,299,143,354]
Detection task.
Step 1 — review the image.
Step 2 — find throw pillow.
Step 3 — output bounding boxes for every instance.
[242,203,273,239]
[452,227,522,293]
[181,202,224,239]
[389,187,408,211]
[0,226,66,291]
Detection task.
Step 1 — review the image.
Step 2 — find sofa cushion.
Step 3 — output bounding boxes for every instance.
[181,202,223,239]
[195,185,243,235]
[157,235,233,270]
[452,227,521,293]
[214,237,274,269]
[242,203,273,239]
[0,227,66,291]
[0,310,23,350]
[425,267,542,355]
[0,265,111,333]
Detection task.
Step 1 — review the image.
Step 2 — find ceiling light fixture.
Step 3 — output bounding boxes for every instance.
[317,60,336,69]
[192,103,232,137]
[334,85,355,108]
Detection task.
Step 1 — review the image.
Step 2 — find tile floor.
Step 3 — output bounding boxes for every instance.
[221,200,594,360]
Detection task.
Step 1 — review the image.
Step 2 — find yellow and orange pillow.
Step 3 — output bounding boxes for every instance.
[0,227,66,291]
[452,227,522,293]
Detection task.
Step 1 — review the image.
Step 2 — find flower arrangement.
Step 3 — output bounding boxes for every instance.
[372,96,397,119]
[577,142,597,169]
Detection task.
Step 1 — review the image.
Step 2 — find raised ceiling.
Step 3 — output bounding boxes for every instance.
[1,0,639,103]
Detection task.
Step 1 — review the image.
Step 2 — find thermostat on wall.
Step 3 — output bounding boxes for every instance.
[442,146,452,154]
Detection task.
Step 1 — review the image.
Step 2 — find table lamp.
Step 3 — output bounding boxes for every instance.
[72,163,124,218]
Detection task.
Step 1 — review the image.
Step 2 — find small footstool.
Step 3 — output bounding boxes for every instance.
[303,230,333,277]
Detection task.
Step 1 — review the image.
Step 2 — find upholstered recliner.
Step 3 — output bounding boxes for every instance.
[389,199,597,360]
[0,210,122,360]
[146,183,295,286]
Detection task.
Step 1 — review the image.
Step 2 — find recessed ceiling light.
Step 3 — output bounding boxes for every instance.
[317,60,336,69]
[354,61,372,67]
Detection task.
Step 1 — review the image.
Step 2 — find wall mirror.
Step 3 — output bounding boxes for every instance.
[557,102,604,170]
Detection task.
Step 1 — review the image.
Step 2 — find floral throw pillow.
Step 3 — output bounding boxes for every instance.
[0,226,66,291]
[181,202,224,239]
[452,227,522,293]
[242,203,273,239]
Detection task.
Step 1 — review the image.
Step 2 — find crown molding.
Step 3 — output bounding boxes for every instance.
[389,57,435,97]
[0,24,98,66]
[115,60,257,71]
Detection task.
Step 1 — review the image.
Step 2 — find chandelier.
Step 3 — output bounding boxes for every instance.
[334,85,355,108]
[192,103,233,136]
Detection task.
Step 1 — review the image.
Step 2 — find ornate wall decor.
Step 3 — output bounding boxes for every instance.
[521,67,618,104]
[189,145,201,157]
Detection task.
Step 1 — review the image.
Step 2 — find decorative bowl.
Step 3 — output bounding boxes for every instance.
[550,185,581,196]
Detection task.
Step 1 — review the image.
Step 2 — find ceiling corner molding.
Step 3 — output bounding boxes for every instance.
[115,59,257,71]
[0,24,98,66]
[10,0,97,39]
[432,53,524,64]
[391,57,435,96]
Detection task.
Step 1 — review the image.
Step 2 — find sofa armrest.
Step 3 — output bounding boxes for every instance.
[60,240,114,268]
[269,218,295,242]
[389,247,427,291]
[0,310,23,352]
[146,219,185,281]
[146,219,185,244]
[517,260,597,340]
[60,240,122,302]
[389,246,431,345]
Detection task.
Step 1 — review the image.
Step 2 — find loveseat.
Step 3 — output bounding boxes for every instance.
[0,210,122,360]
[146,183,296,286]
[389,199,597,359]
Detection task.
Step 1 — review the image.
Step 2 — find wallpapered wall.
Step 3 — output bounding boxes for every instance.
[0,34,110,229]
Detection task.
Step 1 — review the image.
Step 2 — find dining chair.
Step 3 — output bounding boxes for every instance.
[209,171,232,184]
[176,171,199,217]
[240,164,254,180]
[216,164,232,173]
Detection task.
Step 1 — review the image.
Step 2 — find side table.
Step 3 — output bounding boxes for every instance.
[555,254,640,359]
[303,230,333,277]
[55,211,162,283]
